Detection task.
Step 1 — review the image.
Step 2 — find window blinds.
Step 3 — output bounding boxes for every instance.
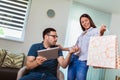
[0,0,31,42]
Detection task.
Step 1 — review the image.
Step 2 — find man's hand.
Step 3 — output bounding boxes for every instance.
[36,56,47,65]
[69,46,80,55]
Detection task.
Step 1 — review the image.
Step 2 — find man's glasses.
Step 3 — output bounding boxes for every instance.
[47,34,58,38]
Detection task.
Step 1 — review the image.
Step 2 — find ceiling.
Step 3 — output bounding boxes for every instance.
[74,0,120,14]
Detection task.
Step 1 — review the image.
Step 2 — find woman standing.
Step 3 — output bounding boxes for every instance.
[60,13,106,80]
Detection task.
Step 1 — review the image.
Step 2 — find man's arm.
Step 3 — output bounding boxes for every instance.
[57,46,79,68]
[57,44,70,51]
[26,56,47,69]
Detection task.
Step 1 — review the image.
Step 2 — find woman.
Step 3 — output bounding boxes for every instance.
[60,13,106,80]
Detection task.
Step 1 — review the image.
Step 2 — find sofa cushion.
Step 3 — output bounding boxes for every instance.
[1,53,25,68]
[0,49,7,66]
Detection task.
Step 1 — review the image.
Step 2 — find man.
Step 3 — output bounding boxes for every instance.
[19,28,79,80]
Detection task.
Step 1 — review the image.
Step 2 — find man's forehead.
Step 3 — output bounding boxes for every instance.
[49,31,57,34]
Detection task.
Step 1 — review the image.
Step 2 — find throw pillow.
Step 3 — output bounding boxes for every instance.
[0,49,7,66]
[1,52,25,68]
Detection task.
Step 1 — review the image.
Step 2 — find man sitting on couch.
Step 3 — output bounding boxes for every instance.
[19,27,79,80]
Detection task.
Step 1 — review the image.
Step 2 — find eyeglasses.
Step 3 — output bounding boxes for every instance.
[47,34,58,38]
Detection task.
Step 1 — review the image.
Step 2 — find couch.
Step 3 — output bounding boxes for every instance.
[0,49,25,80]
[0,49,64,80]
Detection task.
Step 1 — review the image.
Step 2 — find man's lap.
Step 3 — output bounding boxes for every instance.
[19,72,58,80]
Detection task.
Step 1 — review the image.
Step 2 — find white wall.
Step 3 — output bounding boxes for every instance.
[110,14,120,55]
[110,14,120,50]
[0,0,72,54]
[105,13,120,80]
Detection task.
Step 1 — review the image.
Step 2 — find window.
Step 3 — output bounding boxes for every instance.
[0,0,31,42]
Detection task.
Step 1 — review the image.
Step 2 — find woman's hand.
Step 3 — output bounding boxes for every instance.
[100,24,106,36]
[69,46,80,55]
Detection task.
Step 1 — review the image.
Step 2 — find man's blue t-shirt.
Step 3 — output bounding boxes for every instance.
[27,42,63,77]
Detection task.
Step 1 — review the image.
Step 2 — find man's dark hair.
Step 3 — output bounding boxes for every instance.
[43,28,56,39]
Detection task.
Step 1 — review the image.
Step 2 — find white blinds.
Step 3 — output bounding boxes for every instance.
[0,0,31,42]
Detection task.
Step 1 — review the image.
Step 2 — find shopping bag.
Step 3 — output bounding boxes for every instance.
[87,35,119,68]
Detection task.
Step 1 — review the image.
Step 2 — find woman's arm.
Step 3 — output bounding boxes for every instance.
[100,25,106,36]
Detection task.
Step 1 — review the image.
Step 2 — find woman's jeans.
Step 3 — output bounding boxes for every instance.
[67,55,89,80]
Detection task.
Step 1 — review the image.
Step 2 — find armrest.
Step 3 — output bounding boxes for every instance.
[16,66,29,80]
[116,75,120,80]
[57,69,64,80]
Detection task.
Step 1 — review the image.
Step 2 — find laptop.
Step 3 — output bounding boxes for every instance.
[37,47,59,60]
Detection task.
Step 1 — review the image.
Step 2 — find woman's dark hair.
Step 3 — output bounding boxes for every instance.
[43,27,56,39]
[79,13,96,31]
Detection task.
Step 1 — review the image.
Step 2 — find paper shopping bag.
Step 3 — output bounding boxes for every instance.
[87,35,119,68]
